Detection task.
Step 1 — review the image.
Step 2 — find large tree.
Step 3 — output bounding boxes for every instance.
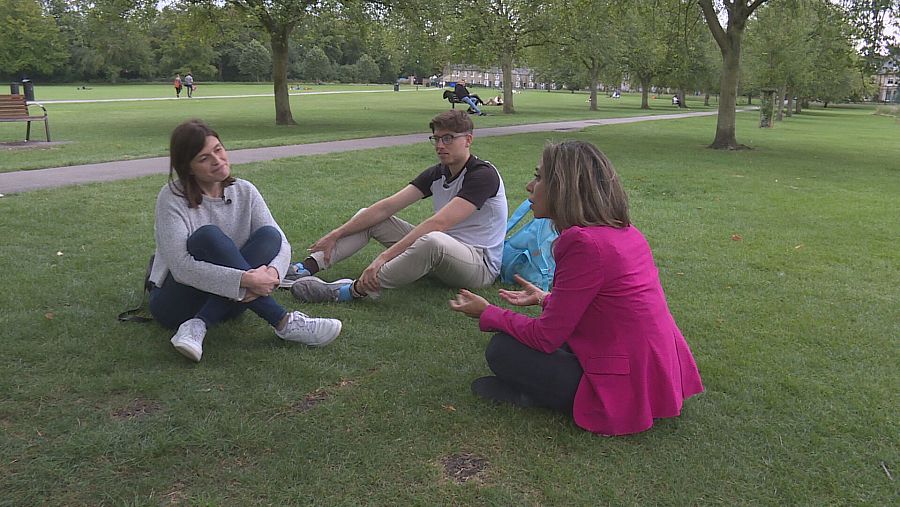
[661,0,711,109]
[841,0,900,74]
[618,0,672,109]
[459,0,550,113]
[0,0,68,79]
[698,0,769,149]
[744,0,817,119]
[226,0,321,125]
[548,0,620,111]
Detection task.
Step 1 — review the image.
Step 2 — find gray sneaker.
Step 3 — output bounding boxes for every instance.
[279,264,312,288]
[171,318,206,362]
[290,277,354,302]
[274,311,342,346]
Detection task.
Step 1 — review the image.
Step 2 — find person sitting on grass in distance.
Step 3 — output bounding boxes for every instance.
[149,119,342,362]
[455,79,487,116]
[286,110,507,303]
[449,140,704,436]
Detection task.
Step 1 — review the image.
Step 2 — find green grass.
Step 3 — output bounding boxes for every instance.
[2,85,709,173]
[1,106,897,504]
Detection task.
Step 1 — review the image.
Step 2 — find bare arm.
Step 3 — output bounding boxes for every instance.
[309,185,424,264]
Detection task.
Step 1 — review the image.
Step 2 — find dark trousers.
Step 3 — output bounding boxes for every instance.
[149,225,286,330]
[484,333,583,413]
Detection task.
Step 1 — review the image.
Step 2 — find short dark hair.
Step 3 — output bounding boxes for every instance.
[168,119,234,208]
[429,110,474,134]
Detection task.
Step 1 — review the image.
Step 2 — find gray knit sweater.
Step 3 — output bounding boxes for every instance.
[149,179,291,301]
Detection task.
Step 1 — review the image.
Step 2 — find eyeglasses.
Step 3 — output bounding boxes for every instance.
[428,133,468,146]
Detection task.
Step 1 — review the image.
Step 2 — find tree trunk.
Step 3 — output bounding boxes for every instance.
[704,91,710,106]
[271,29,296,126]
[699,0,768,149]
[588,59,599,111]
[641,76,651,109]
[776,84,785,122]
[794,97,802,114]
[785,89,793,117]
[678,89,688,109]
[710,38,743,149]
[501,53,515,114]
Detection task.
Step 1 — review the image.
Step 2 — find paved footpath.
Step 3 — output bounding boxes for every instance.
[1,110,718,194]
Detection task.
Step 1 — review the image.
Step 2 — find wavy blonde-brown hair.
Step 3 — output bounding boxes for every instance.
[541,140,630,230]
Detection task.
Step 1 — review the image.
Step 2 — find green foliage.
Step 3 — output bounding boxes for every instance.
[0,0,68,78]
[298,46,334,82]
[541,0,620,106]
[237,39,273,82]
[355,54,381,84]
[841,0,900,74]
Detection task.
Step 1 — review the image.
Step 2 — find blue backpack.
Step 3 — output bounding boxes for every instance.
[500,199,558,291]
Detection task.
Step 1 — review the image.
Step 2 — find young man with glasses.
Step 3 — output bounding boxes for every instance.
[286,110,507,303]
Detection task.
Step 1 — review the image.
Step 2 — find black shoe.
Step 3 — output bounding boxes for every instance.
[478,112,487,116]
[471,376,534,407]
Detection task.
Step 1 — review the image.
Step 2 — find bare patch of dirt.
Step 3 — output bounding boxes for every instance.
[0,140,68,150]
[111,398,162,421]
[290,389,330,413]
[159,481,188,506]
[440,452,489,484]
[267,378,359,420]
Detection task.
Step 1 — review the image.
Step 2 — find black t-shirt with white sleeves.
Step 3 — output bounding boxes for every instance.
[408,155,508,276]
[410,155,500,209]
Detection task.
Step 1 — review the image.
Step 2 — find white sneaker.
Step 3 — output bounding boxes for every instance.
[171,318,206,362]
[275,311,342,347]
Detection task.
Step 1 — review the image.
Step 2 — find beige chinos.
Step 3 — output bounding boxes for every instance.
[309,209,495,289]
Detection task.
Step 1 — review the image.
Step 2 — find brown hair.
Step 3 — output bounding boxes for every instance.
[541,140,630,230]
[168,119,234,208]
[429,109,474,134]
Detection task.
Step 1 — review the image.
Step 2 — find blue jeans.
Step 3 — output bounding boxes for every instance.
[462,96,482,114]
[149,225,287,330]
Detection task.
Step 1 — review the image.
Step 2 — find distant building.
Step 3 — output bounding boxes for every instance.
[875,59,898,103]
[443,64,537,89]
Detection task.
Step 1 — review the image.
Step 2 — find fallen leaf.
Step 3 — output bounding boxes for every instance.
[731,234,743,241]
[44,312,54,320]
[442,404,456,412]
[794,244,804,250]
[56,251,64,256]
[676,272,685,276]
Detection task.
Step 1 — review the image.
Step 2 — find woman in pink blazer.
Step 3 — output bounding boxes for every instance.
[450,141,703,435]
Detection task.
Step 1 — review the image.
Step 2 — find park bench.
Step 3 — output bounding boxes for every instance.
[442,89,484,111]
[0,94,51,142]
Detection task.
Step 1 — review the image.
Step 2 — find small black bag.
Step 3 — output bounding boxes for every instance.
[117,255,155,323]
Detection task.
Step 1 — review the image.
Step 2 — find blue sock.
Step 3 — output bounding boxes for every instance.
[337,283,354,302]
[290,262,311,277]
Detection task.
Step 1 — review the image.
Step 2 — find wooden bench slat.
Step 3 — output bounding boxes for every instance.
[0,94,51,141]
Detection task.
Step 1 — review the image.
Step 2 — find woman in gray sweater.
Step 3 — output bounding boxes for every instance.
[149,119,341,362]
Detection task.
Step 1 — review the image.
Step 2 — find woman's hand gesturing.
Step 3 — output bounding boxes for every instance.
[498,274,548,307]
[449,289,489,319]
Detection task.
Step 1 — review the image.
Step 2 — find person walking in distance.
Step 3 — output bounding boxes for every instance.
[184,73,194,98]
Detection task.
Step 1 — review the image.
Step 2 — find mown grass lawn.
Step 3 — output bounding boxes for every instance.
[1,85,710,173]
[0,106,897,504]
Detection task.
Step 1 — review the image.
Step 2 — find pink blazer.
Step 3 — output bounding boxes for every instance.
[480,225,703,435]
